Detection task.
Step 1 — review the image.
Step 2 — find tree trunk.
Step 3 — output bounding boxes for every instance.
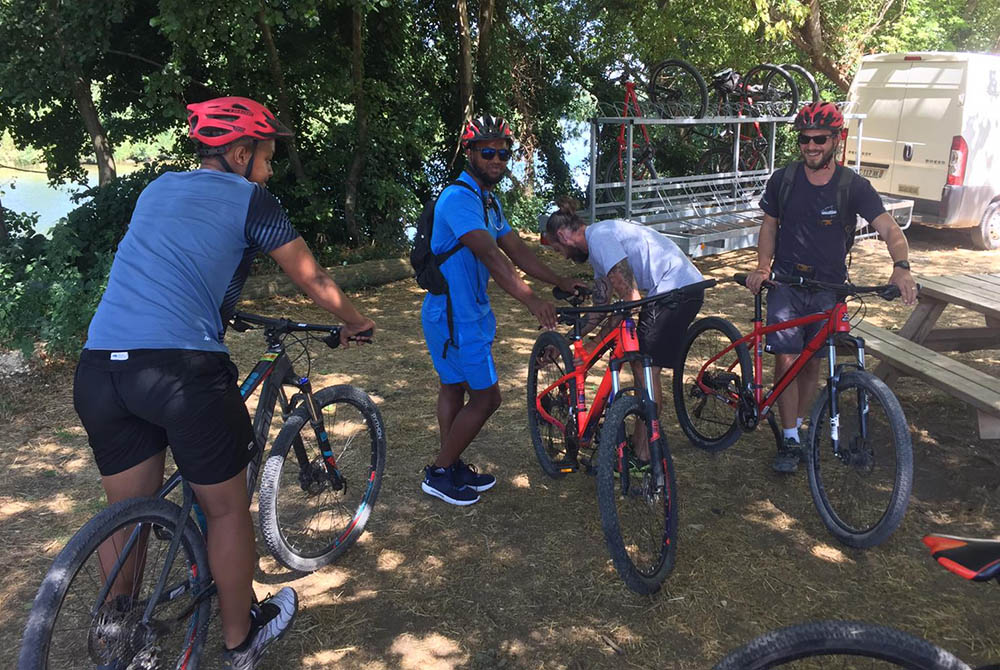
[45,0,116,186]
[70,76,117,186]
[789,0,852,92]
[0,196,6,243]
[475,0,496,93]
[450,0,475,169]
[257,7,306,181]
[343,3,367,246]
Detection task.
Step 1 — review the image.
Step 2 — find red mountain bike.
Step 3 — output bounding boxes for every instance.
[527,279,715,594]
[673,273,913,548]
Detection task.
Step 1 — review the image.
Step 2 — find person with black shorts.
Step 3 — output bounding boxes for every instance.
[73,97,375,670]
[543,198,707,463]
[746,101,918,473]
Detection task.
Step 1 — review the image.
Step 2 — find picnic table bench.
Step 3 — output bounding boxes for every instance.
[851,274,1000,439]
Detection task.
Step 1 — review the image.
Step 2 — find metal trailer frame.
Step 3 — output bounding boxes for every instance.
[587,112,912,257]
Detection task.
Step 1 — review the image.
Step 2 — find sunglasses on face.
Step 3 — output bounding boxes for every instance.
[473,147,513,161]
[797,133,833,146]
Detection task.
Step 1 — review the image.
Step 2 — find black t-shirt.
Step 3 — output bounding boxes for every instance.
[759,164,885,282]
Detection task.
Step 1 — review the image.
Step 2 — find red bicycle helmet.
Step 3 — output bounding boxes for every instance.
[186,97,292,154]
[461,114,514,148]
[793,101,844,131]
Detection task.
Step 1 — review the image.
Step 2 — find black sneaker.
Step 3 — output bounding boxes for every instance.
[421,465,480,505]
[222,587,298,669]
[451,459,497,492]
[772,438,804,473]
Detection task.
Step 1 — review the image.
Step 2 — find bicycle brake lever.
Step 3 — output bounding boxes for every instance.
[230,318,252,333]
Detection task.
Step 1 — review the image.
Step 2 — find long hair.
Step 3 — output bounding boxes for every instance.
[545,196,585,240]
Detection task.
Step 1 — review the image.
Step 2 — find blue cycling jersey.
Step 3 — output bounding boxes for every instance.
[421,171,511,323]
[85,169,300,352]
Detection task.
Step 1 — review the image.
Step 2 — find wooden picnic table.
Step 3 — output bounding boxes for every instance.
[856,273,1000,439]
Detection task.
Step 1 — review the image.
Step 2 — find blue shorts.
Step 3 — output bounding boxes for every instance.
[422,310,498,390]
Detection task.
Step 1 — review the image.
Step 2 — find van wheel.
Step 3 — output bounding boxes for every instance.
[972,201,1000,250]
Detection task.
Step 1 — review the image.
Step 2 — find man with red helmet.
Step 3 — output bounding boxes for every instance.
[73,96,374,668]
[746,101,918,473]
[419,113,584,505]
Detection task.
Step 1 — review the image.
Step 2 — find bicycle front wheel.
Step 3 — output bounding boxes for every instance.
[647,58,708,118]
[527,330,578,478]
[596,395,678,595]
[778,63,819,103]
[19,498,212,670]
[742,64,799,117]
[806,371,913,548]
[259,384,386,572]
[713,620,971,669]
[673,317,751,452]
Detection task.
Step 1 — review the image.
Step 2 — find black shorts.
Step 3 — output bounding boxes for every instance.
[73,349,255,485]
[765,284,838,356]
[637,288,705,369]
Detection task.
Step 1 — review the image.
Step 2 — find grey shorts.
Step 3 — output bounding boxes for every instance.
[764,284,838,356]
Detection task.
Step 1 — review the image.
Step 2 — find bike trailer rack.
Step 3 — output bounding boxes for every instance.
[586,112,912,258]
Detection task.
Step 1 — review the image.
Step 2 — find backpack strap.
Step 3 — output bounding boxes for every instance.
[836,164,857,242]
[776,161,801,225]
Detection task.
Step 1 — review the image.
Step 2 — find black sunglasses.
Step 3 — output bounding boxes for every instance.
[473,147,513,161]
[797,133,834,145]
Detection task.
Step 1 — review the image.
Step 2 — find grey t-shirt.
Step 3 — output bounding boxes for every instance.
[584,219,704,294]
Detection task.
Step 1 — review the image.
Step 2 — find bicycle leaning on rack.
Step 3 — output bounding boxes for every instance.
[713,531,1000,668]
[673,273,913,548]
[527,279,716,594]
[19,312,387,670]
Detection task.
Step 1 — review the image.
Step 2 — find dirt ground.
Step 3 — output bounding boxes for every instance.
[2,224,999,669]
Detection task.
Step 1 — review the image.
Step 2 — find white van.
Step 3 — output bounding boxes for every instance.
[845,51,1000,249]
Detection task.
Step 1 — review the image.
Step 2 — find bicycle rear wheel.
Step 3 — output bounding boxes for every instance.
[647,58,708,118]
[713,620,971,669]
[805,371,913,548]
[778,63,819,103]
[527,331,578,478]
[742,64,799,117]
[19,498,212,670]
[596,395,678,595]
[259,384,386,572]
[673,317,751,452]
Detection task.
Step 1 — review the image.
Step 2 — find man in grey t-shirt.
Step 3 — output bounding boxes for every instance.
[544,205,706,462]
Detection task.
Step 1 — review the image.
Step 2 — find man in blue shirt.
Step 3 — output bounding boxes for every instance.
[420,114,583,506]
[73,97,374,669]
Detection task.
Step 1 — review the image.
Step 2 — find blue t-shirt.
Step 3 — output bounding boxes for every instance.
[85,170,300,352]
[421,171,511,323]
[759,164,885,282]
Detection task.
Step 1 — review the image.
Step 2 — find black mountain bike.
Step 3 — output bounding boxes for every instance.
[19,313,386,670]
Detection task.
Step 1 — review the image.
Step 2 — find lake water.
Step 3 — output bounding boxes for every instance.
[0,167,98,235]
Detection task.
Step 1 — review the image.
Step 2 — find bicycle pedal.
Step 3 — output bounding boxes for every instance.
[553,459,579,474]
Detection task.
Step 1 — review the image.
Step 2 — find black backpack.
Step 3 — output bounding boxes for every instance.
[409,180,497,356]
[776,160,858,252]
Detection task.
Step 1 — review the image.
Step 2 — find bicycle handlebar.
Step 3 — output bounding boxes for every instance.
[732,272,910,300]
[554,279,716,317]
[230,311,373,349]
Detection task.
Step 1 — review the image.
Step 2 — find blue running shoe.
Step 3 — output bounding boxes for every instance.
[222,587,298,669]
[451,459,496,492]
[421,465,480,505]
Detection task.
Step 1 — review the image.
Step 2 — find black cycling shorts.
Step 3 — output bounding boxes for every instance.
[637,288,705,369]
[73,349,255,485]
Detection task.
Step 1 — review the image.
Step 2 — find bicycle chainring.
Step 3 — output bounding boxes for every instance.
[737,389,759,431]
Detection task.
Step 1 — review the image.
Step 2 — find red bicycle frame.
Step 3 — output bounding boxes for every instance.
[698,300,852,415]
[535,316,652,448]
[613,81,654,178]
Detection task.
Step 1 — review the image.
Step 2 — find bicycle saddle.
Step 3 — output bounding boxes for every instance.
[712,67,735,80]
[923,534,1000,581]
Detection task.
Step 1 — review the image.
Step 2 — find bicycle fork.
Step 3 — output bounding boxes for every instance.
[294,378,347,493]
[824,336,870,461]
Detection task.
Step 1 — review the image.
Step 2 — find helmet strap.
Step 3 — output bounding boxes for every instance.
[243,140,259,179]
[216,155,236,174]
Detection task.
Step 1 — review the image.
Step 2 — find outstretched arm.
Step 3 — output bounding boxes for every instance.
[460,229,557,329]
[870,212,918,305]
[497,229,585,294]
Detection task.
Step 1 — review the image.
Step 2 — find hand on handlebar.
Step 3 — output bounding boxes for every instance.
[745,268,770,295]
[889,267,918,306]
[341,317,376,347]
[555,277,589,296]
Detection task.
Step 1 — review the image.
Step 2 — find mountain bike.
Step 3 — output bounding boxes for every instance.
[527,279,716,594]
[673,273,913,548]
[19,313,386,670]
[646,58,709,118]
[713,532,1000,668]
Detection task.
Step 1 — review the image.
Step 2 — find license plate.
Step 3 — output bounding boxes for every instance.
[859,167,885,179]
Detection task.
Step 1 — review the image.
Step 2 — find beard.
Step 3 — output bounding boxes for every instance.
[803,141,837,170]
[468,158,506,187]
[569,246,589,263]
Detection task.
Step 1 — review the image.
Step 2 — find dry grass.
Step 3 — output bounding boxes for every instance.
[1,225,999,669]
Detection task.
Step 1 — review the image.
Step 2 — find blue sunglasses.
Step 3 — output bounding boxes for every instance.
[473,147,513,161]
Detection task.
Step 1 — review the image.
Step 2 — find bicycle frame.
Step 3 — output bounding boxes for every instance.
[535,315,657,449]
[612,80,655,178]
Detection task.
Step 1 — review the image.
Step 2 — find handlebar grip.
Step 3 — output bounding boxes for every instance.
[350,328,374,341]
[732,273,748,287]
[553,286,592,301]
[878,285,902,300]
